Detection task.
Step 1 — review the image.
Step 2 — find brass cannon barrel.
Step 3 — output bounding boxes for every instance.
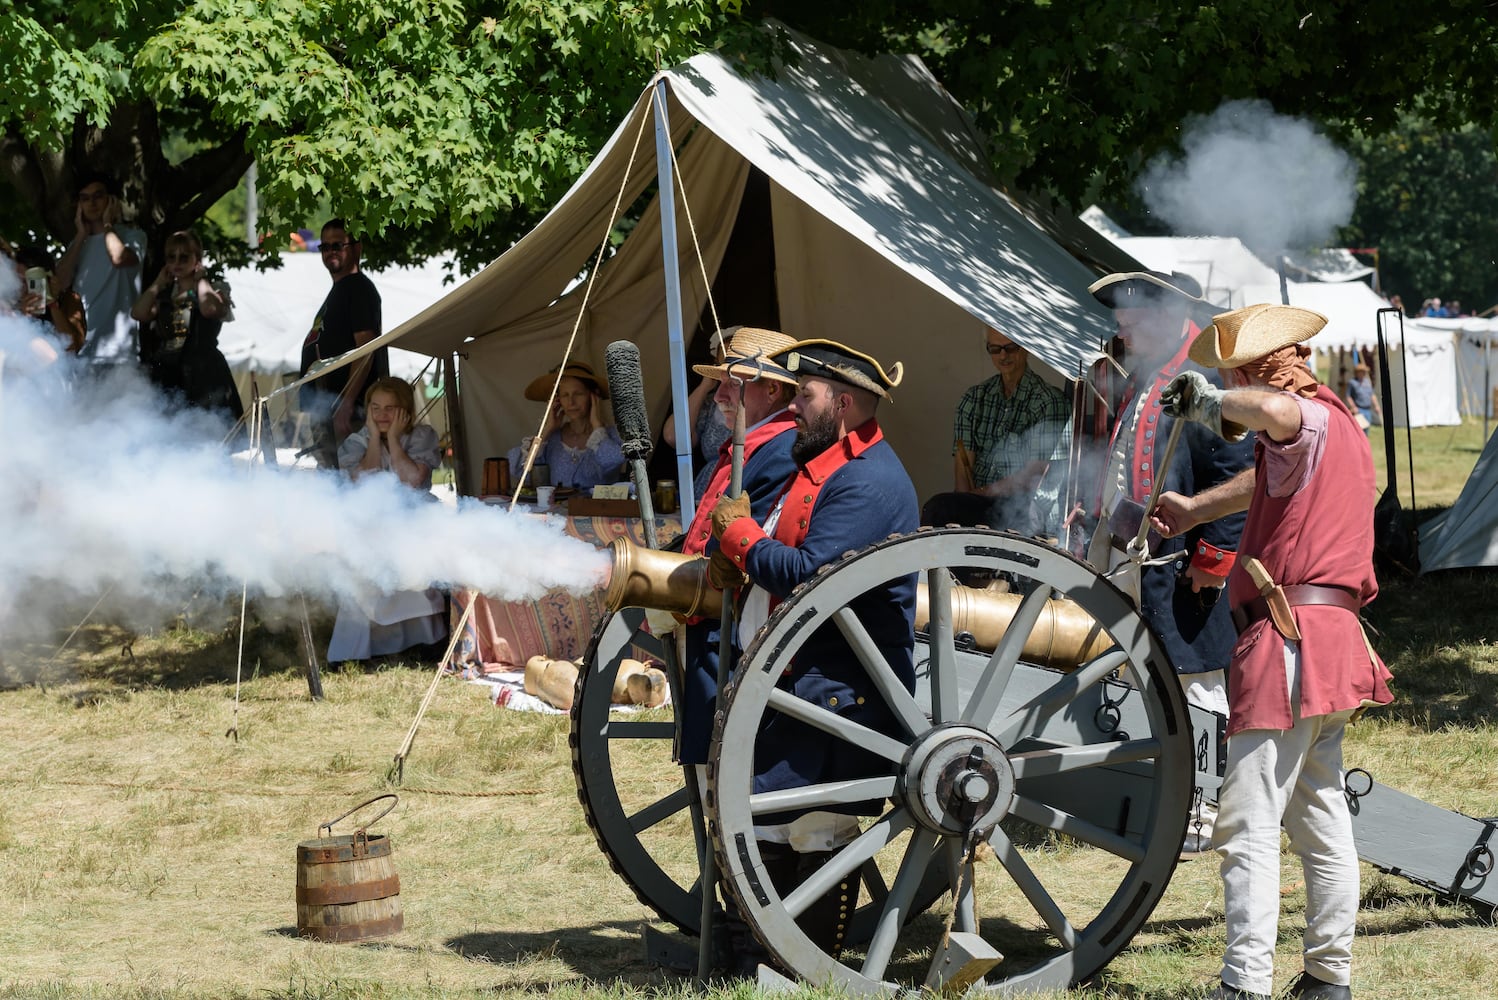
[603,537,723,619]
[914,585,1111,669]
[603,538,1111,669]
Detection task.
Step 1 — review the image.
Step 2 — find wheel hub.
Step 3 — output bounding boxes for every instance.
[901,724,1015,836]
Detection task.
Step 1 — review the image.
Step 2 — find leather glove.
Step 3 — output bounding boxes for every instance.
[1159,370,1248,442]
[710,491,751,541]
[707,548,748,590]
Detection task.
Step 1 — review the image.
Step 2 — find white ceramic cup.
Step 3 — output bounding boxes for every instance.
[534,486,555,511]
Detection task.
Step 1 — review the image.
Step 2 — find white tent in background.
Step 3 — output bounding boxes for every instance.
[218,252,464,397]
[1419,426,1498,572]
[350,29,1119,499]
[1113,235,1279,308]
[1409,315,1498,420]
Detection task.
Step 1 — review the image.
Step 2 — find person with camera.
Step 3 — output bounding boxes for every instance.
[52,172,145,366]
[6,243,86,354]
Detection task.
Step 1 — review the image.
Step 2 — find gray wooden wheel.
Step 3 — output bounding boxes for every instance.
[707,528,1193,994]
[570,607,704,934]
[571,606,956,944]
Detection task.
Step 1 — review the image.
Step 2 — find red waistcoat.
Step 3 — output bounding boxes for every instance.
[683,410,798,557]
[1225,385,1394,734]
[720,419,885,564]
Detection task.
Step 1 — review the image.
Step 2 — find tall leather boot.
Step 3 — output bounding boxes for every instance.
[790,849,860,959]
[721,841,800,977]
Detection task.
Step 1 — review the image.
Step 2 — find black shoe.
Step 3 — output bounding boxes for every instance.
[1206,983,1269,1000]
[1282,971,1352,999]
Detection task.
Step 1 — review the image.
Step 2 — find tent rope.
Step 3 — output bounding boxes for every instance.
[509,95,655,509]
[227,393,265,742]
[388,595,477,784]
[662,116,723,342]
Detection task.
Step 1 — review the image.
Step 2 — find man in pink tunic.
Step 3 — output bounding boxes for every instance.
[1148,303,1394,1000]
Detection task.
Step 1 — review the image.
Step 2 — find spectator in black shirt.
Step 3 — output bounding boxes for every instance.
[299,219,386,467]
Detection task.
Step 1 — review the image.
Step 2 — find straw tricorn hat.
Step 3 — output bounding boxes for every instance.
[774,338,904,400]
[1187,303,1329,370]
[692,326,798,385]
[523,360,609,401]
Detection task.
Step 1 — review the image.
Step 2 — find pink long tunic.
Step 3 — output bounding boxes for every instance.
[1225,385,1394,735]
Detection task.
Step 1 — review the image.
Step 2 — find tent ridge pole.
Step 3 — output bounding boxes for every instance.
[654,79,698,520]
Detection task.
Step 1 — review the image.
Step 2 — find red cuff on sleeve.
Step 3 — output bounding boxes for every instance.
[1192,540,1236,578]
[722,515,768,566]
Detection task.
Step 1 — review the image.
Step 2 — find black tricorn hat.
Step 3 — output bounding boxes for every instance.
[774,339,904,400]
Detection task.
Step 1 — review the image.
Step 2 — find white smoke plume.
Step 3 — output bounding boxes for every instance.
[0,310,609,650]
[1138,99,1358,256]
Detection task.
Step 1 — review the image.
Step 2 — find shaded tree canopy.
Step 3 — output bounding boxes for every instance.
[5,1,1498,276]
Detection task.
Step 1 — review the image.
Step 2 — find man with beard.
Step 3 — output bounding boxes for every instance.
[709,338,917,967]
[299,219,386,467]
[1086,271,1257,857]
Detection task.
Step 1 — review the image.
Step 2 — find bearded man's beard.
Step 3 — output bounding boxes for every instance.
[791,407,840,466]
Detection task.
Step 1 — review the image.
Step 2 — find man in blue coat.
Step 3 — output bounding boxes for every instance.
[711,338,918,961]
[1087,271,1257,856]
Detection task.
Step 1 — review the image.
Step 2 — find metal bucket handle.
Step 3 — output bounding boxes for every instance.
[318,793,398,852]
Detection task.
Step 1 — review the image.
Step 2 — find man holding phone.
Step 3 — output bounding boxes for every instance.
[53,172,146,365]
[10,245,86,353]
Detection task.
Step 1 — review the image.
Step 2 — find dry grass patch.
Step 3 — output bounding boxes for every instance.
[2,551,1497,1000]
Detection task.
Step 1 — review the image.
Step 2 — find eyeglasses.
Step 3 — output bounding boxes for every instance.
[319,241,356,253]
[986,342,1023,356]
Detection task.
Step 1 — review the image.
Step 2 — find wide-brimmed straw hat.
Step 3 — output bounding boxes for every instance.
[523,360,609,401]
[692,326,797,385]
[1089,270,1214,314]
[1188,303,1328,369]
[774,338,904,400]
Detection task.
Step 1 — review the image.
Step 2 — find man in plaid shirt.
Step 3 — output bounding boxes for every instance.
[921,326,1070,536]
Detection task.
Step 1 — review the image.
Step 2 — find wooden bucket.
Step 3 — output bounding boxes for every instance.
[296,794,403,942]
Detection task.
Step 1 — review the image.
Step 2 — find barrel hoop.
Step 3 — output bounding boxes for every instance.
[296,874,401,906]
[297,835,392,865]
[296,911,404,942]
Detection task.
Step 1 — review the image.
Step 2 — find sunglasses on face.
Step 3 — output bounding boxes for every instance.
[319,241,356,253]
[986,342,1022,355]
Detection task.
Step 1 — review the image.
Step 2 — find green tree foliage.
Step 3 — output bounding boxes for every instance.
[1341,116,1498,315]
[0,0,743,271]
[7,0,1498,279]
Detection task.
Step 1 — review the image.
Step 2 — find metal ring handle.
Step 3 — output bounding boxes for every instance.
[318,793,399,839]
[1465,844,1494,879]
[1343,767,1373,800]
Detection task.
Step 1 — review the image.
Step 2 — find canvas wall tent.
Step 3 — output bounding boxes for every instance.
[1419,426,1498,572]
[355,30,1122,502]
[1409,316,1498,420]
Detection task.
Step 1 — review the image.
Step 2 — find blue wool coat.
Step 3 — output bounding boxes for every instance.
[724,429,919,818]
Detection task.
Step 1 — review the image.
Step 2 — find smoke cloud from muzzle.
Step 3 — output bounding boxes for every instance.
[1138,98,1358,257]
[0,319,609,651]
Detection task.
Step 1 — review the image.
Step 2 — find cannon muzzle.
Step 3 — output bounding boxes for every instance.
[603,537,723,618]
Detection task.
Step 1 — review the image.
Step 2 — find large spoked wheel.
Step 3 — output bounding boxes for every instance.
[571,607,956,944]
[707,528,1193,994]
[570,607,704,934]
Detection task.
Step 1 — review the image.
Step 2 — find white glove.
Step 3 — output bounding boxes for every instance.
[1160,371,1247,442]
